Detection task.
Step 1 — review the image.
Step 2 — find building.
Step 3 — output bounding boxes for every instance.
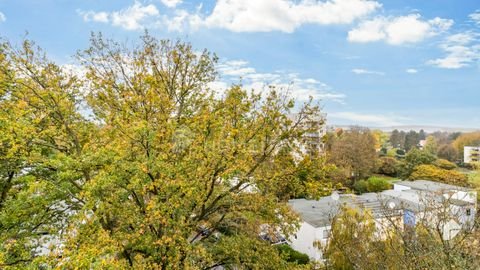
[288,180,477,261]
[289,113,327,158]
[464,146,480,164]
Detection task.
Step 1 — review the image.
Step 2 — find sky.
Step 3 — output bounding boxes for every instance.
[0,0,479,128]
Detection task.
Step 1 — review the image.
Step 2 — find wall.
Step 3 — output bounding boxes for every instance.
[289,222,330,261]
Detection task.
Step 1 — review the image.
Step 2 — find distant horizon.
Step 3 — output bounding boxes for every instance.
[325,123,479,133]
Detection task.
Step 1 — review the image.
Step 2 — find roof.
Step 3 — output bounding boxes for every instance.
[289,180,475,229]
[288,196,342,228]
[288,193,403,228]
[394,180,472,192]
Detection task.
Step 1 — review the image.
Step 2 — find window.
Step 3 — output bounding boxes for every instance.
[323,229,330,239]
[466,208,471,216]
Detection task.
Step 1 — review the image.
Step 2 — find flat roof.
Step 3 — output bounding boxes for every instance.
[289,180,475,228]
[288,197,342,228]
[289,193,403,228]
[394,180,472,192]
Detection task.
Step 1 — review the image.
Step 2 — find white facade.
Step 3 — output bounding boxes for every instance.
[289,180,477,261]
[289,113,327,159]
[464,146,480,164]
[289,222,330,261]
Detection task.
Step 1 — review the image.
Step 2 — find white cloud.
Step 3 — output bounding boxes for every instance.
[181,0,381,33]
[406,68,418,73]
[351,68,385,75]
[0,11,6,22]
[329,111,405,126]
[427,32,480,69]
[213,59,346,103]
[78,2,159,31]
[78,10,109,23]
[111,2,159,30]
[160,0,182,8]
[348,14,453,45]
[470,10,480,25]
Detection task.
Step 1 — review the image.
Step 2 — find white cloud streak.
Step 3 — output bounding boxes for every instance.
[0,11,6,22]
[470,10,480,25]
[348,14,453,45]
[427,32,480,69]
[351,68,385,75]
[406,68,418,73]
[160,0,182,8]
[213,59,346,103]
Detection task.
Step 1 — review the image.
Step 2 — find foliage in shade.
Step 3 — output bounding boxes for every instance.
[276,244,310,265]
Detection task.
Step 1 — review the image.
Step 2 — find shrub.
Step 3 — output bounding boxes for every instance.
[354,177,392,194]
[409,164,469,186]
[276,244,310,265]
[434,159,457,170]
[376,157,399,176]
[366,177,392,192]
[353,180,369,194]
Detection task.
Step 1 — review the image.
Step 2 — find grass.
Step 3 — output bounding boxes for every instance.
[468,170,480,188]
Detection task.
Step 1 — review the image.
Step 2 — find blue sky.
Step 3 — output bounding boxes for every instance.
[1,0,479,128]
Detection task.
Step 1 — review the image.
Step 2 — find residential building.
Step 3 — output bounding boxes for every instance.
[289,113,327,158]
[288,180,477,261]
[464,146,480,164]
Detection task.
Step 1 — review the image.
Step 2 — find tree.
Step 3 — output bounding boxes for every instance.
[376,157,399,176]
[328,127,377,182]
[372,130,388,150]
[453,132,480,158]
[257,150,339,201]
[1,39,95,268]
[0,35,321,269]
[437,144,458,162]
[424,135,438,155]
[397,148,436,178]
[324,202,480,270]
[389,129,404,148]
[404,130,419,151]
[418,129,426,140]
[324,206,379,270]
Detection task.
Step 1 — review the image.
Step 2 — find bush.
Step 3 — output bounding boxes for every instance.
[353,180,369,194]
[366,177,392,192]
[376,157,399,176]
[276,244,310,265]
[354,177,392,194]
[398,149,436,178]
[409,164,469,186]
[434,159,457,170]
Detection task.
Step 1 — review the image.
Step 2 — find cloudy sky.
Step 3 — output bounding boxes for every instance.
[1,0,479,127]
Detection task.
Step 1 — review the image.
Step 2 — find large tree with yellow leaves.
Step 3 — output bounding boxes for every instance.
[0,34,323,269]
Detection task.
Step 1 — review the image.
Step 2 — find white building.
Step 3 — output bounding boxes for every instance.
[289,113,327,158]
[288,180,477,261]
[464,146,480,164]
